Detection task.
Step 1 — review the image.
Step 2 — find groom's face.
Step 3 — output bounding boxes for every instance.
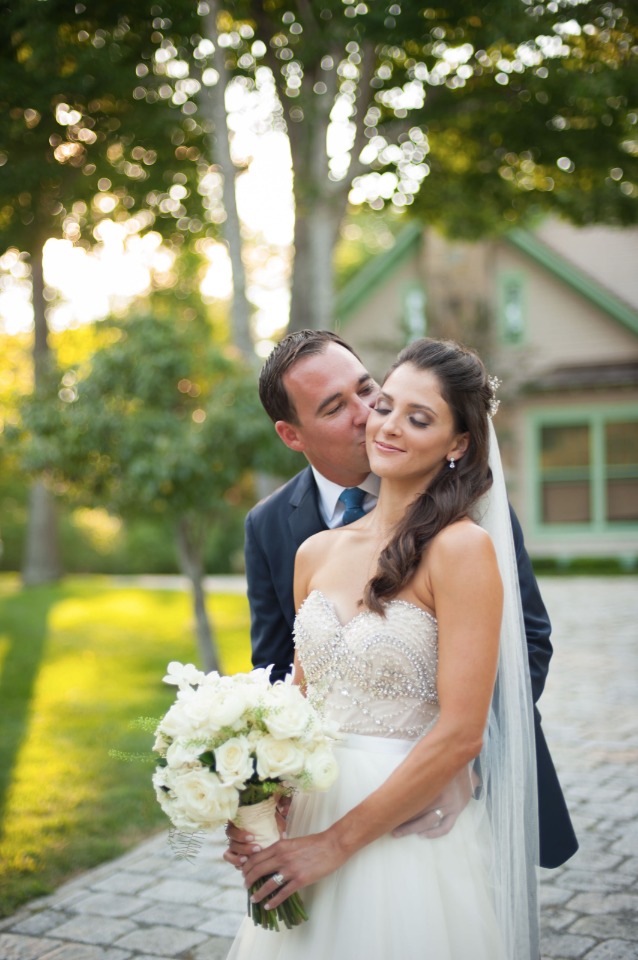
[275,343,379,486]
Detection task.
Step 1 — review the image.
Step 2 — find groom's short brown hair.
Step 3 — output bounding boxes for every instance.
[259,330,362,424]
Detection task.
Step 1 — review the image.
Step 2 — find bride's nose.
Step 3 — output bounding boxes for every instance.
[380,411,401,435]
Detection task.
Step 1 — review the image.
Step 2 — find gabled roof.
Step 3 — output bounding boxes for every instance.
[506,229,638,337]
[335,221,638,337]
[335,221,422,321]
[525,361,638,392]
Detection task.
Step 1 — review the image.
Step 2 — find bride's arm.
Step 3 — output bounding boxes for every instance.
[242,522,503,909]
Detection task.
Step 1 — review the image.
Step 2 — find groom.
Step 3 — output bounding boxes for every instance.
[241,329,577,869]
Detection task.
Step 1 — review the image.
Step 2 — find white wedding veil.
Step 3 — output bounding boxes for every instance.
[471,419,540,959]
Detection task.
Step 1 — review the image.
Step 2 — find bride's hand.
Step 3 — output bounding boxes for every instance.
[241,831,347,911]
[223,796,292,869]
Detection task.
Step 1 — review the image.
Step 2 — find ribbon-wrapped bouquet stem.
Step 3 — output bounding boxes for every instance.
[152,662,339,931]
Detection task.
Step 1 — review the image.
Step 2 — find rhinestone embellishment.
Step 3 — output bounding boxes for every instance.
[294,591,440,740]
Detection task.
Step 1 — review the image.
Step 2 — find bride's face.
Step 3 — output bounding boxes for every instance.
[366,362,469,485]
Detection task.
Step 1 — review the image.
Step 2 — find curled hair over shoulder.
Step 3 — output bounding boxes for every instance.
[258,329,362,424]
[364,338,497,614]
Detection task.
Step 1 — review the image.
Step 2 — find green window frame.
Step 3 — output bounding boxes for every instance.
[529,406,638,535]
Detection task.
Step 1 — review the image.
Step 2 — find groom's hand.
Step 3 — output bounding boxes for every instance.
[392,767,478,840]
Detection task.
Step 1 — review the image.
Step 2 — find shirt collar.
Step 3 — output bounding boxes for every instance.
[310,469,380,527]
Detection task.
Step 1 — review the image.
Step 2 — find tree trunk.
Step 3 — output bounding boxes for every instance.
[175,517,219,674]
[22,237,62,586]
[284,50,351,332]
[199,0,254,363]
[289,199,343,331]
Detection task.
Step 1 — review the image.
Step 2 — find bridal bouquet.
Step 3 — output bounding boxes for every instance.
[152,661,339,931]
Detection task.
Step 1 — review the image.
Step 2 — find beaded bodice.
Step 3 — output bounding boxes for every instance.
[294,590,439,740]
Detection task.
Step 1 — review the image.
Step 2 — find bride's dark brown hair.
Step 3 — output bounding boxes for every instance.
[364,338,496,614]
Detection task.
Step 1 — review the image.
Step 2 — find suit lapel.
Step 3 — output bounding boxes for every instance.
[288,468,327,546]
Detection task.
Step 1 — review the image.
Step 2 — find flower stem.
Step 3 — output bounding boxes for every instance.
[248,876,308,931]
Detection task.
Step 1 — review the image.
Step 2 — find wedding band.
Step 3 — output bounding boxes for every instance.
[434,808,444,824]
[272,872,286,886]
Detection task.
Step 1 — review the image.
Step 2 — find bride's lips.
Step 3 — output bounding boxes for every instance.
[373,439,405,453]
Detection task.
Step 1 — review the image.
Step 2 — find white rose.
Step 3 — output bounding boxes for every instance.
[264,698,314,740]
[255,735,305,780]
[235,681,264,712]
[214,736,255,788]
[205,687,249,731]
[302,745,339,792]
[165,740,205,769]
[153,767,183,824]
[152,731,170,755]
[171,767,239,828]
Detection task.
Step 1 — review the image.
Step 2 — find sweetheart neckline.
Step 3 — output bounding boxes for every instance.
[299,589,438,631]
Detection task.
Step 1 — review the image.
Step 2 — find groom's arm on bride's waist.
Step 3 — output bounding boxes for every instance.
[509,505,552,705]
[245,507,296,683]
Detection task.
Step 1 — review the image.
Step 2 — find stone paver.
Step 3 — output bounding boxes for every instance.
[0,576,635,959]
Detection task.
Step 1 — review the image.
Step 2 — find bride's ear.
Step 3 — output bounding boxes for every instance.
[448,432,470,463]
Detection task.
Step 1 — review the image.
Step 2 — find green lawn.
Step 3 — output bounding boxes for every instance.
[0,573,252,918]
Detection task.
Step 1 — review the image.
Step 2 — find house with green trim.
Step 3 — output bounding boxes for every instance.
[335,219,638,565]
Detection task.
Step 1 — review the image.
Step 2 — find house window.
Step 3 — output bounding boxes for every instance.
[536,414,638,527]
[540,424,591,523]
[402,285,427,342]
[498,271,526,344]
[606,421,638,521]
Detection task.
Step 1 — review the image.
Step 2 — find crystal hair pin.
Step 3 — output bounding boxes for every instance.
[488,375,501,418]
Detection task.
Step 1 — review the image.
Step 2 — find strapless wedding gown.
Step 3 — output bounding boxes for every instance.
[226,590,505,960]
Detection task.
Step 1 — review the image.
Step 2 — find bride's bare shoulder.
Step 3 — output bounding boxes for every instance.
[296,527,342,562]
[428,518,496,566]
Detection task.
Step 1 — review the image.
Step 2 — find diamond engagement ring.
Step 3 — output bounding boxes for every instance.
[272,872,286,886]
[434,808,444,825]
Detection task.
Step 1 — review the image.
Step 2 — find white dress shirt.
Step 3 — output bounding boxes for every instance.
[310,469,380,529]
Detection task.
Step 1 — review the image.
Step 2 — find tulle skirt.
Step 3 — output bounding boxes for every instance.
[226,734,506,960]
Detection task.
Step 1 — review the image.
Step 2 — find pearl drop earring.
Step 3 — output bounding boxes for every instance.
[448,457,456,470]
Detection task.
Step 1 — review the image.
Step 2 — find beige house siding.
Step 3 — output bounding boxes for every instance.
[338,249,425,379]
[492,245,638,383]
[534,219,638,313]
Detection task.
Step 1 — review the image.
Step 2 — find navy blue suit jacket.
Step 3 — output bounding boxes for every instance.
[244,465,577,868]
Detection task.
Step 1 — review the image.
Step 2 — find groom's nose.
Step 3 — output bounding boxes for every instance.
[352,395,373,426]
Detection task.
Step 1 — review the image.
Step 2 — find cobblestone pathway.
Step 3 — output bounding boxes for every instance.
[0,577,636,960]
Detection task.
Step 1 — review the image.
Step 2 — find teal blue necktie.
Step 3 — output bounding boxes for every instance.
[339,487,367,525]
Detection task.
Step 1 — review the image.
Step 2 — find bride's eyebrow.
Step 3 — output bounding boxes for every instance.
[377,390,437,417]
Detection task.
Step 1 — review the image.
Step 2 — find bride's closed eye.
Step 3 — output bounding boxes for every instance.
[373,398,392,415]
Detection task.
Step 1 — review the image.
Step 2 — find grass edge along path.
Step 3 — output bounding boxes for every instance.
[0,573,252,918]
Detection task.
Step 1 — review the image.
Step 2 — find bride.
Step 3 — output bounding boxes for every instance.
[227,338,539,960]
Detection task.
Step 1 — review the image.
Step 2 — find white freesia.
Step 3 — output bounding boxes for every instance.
[214,736,254,788]
[163,661,208,688]
[158,699,194,740]
[255,735,305,779]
